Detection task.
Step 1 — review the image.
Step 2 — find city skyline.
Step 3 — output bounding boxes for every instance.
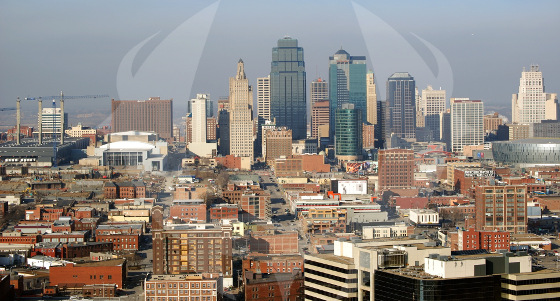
[1,1,559,128]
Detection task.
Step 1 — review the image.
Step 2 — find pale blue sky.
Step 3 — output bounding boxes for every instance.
[1,0,558,126]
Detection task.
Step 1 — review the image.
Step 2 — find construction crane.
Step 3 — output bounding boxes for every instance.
[0,107,16,111]
[20,92,109,167]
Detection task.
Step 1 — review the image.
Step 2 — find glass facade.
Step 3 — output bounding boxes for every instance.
[335,104,362,158]
[492,139,560,165]
[329,49,367,138]
[387,73,416,139]
[270,37,307,140]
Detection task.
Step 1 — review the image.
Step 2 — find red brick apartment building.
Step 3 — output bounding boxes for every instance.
[243,254,304,274]
[378,149,415,190]
[209,204,239,222]
[249,230,299,255]
[152,225,233,276]
[49,258,126,289]
[111,97,173,139]
[96,234,139,251]
[103,181,146,199]
[144,274,219,301]
[244,270,304,301]
[475,185,528,234]
[457,228,510,252]
[169,200,207,223]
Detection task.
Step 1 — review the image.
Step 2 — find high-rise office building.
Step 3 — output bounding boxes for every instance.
[217,98,230,155]
[512,65,558,125]
[451,98,484,153]
[270,37,307,140]
[335,103,362,161]
[378,149,415,190]
[111,97,173,139]
[386,73,416,140]
[366,70,377,125]
[484,113,505,135]
[475,185,527,234]
[187,94,217,158]
[311,100,329,139]
[186,117,216,144]
[39,107,68,135]
[229,59,254,163]
[440,109,451,151]
[187,97,213,118]
[420,85,446,141]
[257,75,271,121]
[329,49,367,137]
[311,77,329,106]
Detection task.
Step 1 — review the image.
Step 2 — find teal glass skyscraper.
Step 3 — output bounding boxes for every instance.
[387,72,416,139]
[335,103,363,160]
[329,49,367,138]
[270,37,307,140]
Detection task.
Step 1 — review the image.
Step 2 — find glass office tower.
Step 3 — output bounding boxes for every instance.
[335,103,363,160]
[387,72,416,140]
[270,37,307,140]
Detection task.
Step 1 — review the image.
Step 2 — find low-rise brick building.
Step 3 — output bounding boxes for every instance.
[244,270,304,301]
[457,228,510,252]
[144,274,220,301]
[249,230,299,255]
[49,258,126,290]
[96,234,139,251]
[209,204,239,222]
[243,254,304,274]
[169,200,207,223]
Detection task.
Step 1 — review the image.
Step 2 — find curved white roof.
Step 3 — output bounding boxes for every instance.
[100,141,156,151]
[109,131,157,136]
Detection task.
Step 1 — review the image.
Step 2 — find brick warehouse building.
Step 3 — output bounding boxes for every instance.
[96,233,139,251]
[249,230,299,255]
[243,254,304,274]
[378,149,415,190]
[144,274,220,301]
[475,185,528,234]
[152,224,233,276]
[244,270,304,301]
[104,181,146,199]
[49,258,126,290]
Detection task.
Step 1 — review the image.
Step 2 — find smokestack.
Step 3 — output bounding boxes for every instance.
[16,97,21,145]
[38,98,43,144]
[60,91,64,145]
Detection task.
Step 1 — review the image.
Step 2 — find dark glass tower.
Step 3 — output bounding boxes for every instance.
[387,72,416,140]
[335,103,363,160]
[270,37,307,140]
[328,49,367,138]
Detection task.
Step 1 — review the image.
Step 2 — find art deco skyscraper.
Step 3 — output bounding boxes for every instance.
[366,70,377,125]
[329,49,367,137]
[229,59,254,163]
[386,72,416,139]
[270,37,307,140]
[512,65,558,124]
[451,98,484,153]
[257,75,271,121]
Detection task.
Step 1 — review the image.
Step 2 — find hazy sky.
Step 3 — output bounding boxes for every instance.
[1,0,559,127]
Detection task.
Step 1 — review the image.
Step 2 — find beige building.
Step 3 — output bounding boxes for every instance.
[229,59,254,163]
[65,124,96,137]
[188,94,217,158]
[451,98,484,153]
[484,112,504,134]
[512,65,558,125]
[366,71,377,125]
[311,100,329,139]
[507,123,532,141]
[257,75,270,121]
[144,274,221,301]
[311,77,328,107]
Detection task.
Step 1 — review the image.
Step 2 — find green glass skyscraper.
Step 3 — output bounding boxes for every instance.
[270,37,307,140]
[329,49,367,138]
[335,103,363,160]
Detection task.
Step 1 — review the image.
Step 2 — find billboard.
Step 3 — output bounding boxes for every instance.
[337,180,368,195]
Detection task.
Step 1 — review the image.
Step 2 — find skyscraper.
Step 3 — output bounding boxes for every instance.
[39,107,68,135]
[217,98,230,155]
[451,98,484,153]
[311,100,329,139]
[475,185,527,234]
[421,85,446,140]
[335,103,362,161]
[512,65,558,125]
[229,59,254,162]
[187,94,217,158]
[270,37,307,140]
[386,73,416,140]
[366,70,377,125]
[257,75,271,121]
[187,97,213,118]
[328,49,367,137]
[311,77,329,106]
[111,97,173,139]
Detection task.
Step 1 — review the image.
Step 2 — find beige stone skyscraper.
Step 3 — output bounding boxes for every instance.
[229,59,254,163]
[366,71,377,125]
[311,78,328,106]
[512,65,558,124]
[257,75,270,121]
